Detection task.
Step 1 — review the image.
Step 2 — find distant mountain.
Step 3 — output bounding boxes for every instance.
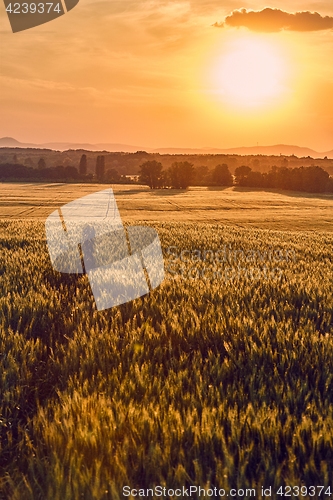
[0,137,143,153]
[219,144,332,158]
[153,145,333,158]
[0,137,23,147]
[0,137,332,158]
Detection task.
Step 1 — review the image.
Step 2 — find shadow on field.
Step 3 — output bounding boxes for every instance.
[207,186,232,192]
[232,186,333,200]
[41,183,69,188]
[147,189,191,196]
[112,187,150,196]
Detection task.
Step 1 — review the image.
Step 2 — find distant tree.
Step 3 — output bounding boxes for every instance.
[13,154,18,164]
[65,166,79,180]
[212,164,233,186]
[37,167,51,179]
[167,161,194,189]
[53,165,65,179]
[139,160,163,189]
[0,163,29,179]
[105,168,121,183]
[193,166,209,186]
[281,157,289,168]
[100,156,105,176]
[301,166,330,193]
[159,170,169,189]
[79,154,87,176]
[37,158,46,170]
[95,156,101,179]
[233,164,331,193]
[24,157,34,167]
[234,165,251,185]
[246,170,264,187]
[251,158,260,170]
[95,155,105,181]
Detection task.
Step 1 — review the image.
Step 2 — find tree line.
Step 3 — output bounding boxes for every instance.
[139,161,233,189]
[1,154,333,193]
[0,155,126,183]
[234,165,333,193]
[139,160,333,193]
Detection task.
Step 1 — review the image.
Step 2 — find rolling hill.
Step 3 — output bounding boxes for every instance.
[0,137,332,158]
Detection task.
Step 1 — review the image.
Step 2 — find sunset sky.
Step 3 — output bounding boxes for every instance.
[0,1,332,151]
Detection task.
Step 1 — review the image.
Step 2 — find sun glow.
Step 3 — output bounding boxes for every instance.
[210,36,289,109]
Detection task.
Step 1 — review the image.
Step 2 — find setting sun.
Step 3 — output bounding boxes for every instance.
[211,37,288,109]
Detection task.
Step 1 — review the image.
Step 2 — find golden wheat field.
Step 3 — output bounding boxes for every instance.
[1,183,333,499]
[1,182,333,230]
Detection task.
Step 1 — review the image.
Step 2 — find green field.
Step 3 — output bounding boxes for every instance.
[0,183,333,499]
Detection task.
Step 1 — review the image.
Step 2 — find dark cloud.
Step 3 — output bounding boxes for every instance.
[214,8,333,32]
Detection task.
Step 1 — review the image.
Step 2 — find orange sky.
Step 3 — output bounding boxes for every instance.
[0,1,332,151]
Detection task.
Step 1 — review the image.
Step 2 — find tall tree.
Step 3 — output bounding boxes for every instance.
[212,164,233,186]
[139,160,163,189]
[24,157,34,167]
[95,155,105,181]
[167,161,194,189]
[193,166,209,186]
[79,154,87,176]
[234,165,251,185]
[37,158,46,170]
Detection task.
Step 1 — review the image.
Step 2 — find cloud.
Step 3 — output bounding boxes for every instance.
[214,8,333,32]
